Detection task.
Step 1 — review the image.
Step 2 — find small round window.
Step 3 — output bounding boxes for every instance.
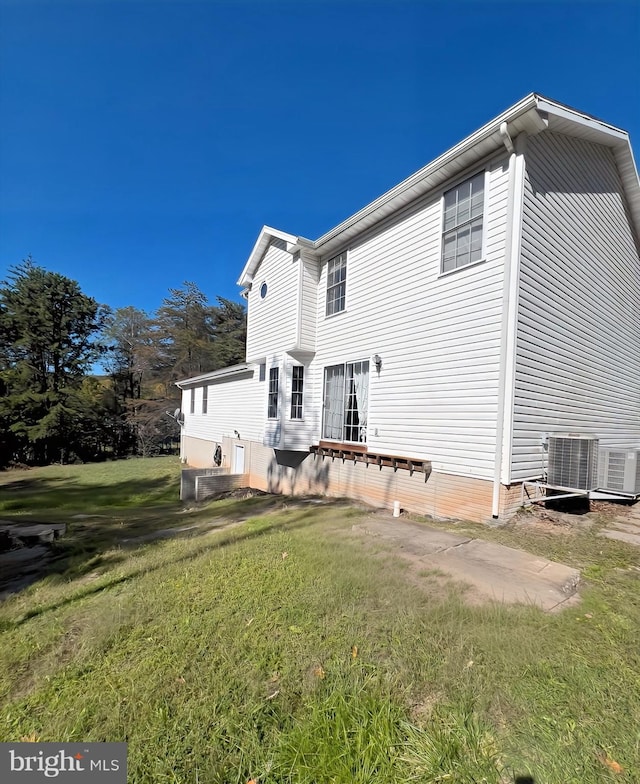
[260,282,268,299]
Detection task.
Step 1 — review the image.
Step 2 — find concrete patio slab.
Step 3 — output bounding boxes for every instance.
[600,529,640,547]
[604,520,640,536]
[353,521,471,555]
[353,517,580,612]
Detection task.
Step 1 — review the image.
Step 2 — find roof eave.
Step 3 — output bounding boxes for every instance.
[175,363,252,389]
[311,93,638,257]
[237,226,300,288]
[311,93,539,255]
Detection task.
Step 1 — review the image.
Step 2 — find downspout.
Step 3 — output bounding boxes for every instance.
[492,124,527,518]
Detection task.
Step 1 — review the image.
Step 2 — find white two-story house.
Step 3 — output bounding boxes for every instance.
[177,94,640,523]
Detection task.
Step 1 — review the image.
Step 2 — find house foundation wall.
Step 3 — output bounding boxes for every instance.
[180,435,226,470]
[182,435,525,523]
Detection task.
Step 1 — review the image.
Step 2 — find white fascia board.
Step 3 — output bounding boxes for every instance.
[175,363,252,389]
[237,226,300,287]
[535,96,629,141]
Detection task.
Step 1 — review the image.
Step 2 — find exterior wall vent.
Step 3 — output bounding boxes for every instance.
[547,433,598,490]
[598,448,640,494]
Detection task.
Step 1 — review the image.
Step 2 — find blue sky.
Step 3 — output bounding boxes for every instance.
[1,0,638,314]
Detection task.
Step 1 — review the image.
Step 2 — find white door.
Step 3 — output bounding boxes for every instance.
[233,444,245,474]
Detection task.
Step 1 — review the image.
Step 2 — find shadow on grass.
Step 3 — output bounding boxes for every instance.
[0,475,179,513]
[4,504,326,628]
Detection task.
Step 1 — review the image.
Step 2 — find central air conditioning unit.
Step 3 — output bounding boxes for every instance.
[598,448,640,495]
[547,433,598,490]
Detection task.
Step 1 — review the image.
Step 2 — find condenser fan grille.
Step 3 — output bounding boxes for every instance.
[548,435,598,490]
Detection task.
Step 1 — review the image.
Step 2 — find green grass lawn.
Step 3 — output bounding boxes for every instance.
[1,459,639,783]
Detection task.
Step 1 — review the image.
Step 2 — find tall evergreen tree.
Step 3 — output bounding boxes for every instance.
[211,297,247,369]
[103,306,153,455]
[110,283,248,457]
[104,306,152,402]
[0,259,108,465]
[154,281,217,382]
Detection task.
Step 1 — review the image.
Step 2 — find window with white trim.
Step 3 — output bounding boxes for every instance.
[267,367,279,419]
[290,365,304,420]
[189,388,195,415]
[202,385,208,414]
[326,252,346,316]
[322,360,369,442]
[441,171,485,273]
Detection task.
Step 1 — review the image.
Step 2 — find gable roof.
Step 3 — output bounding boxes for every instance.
[237,226,310,289]
[238,93,640,285]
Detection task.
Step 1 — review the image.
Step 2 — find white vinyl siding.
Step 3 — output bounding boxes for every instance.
[511,131,640,480]
[313,155,510,477]
[280,358,318,450]
[181,369,263,444]
[298,255,319,352]
[246,239,299,362]
[442,171,485,273]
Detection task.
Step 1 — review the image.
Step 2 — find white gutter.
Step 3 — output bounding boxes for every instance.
[492,131,528,518]
[499,122,514,154]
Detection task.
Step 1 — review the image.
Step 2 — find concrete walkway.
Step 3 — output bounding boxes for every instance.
[600,503,640,547]
[352,518,580,612]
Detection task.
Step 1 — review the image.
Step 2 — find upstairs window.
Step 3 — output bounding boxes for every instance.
[290,366,304,419]
[267,367,279,419]
[322,360,369,443]
[326,252,347,316]
[202,385,208,414]
[442,171,485,273]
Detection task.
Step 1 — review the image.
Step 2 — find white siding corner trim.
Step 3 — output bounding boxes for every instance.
[491,133,527,516]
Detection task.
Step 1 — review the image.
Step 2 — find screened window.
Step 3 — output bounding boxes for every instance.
[442,172,484,273]
[202,385,208,415]
[189,388,195,415]
[326,252,347,316]
[259,363,266,382]
[290,365,304,420]
[322,360,369,443]
[267,367,279,419]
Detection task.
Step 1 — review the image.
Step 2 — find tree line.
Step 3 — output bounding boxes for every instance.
[0,258,246,467]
